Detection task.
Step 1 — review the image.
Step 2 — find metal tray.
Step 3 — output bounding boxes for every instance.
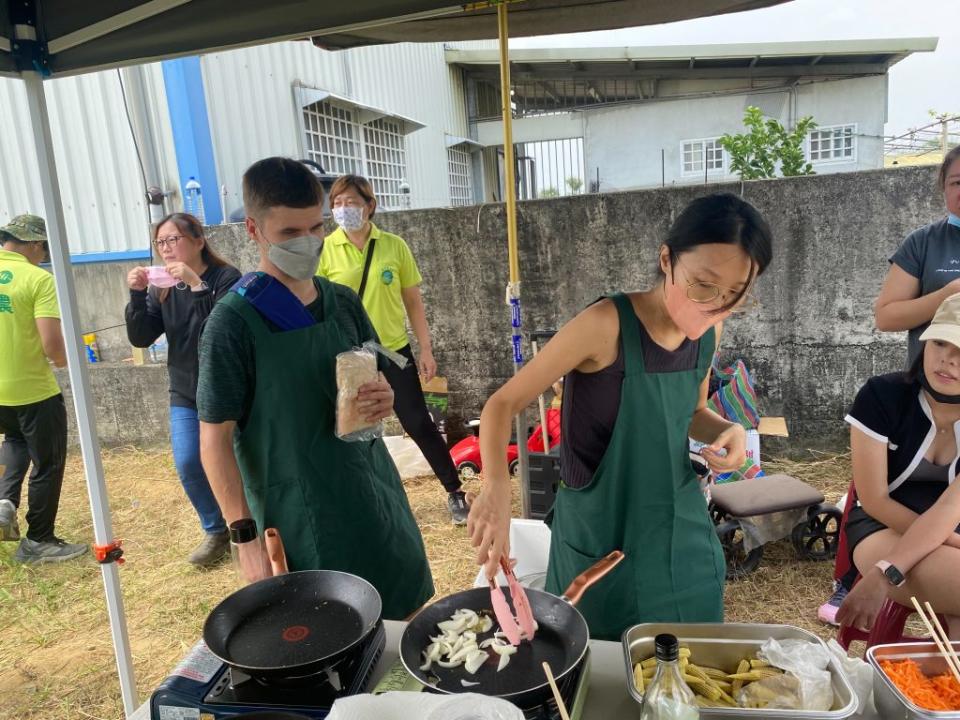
[622,623,858,720]
[868,642,960,719]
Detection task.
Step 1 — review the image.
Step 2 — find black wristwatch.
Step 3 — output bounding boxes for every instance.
[875,560,906,587]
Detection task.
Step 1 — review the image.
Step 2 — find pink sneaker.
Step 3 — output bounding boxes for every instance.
[817,583,848,626]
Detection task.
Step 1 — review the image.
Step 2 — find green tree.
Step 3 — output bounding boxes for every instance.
[539,186,559,198]
[565,176,583,194]
[719,106,817,180]
[772,116,817,176]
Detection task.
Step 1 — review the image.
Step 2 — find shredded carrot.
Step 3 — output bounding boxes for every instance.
[880,659,960,711]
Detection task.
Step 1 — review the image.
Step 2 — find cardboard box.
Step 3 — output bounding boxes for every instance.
[746,416,789,467]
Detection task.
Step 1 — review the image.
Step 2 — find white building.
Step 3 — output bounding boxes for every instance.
[0,37,935,258]
[452,38,937,197]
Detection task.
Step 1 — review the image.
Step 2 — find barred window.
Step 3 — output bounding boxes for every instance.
[302,99,409,208]
[448,147,473,206]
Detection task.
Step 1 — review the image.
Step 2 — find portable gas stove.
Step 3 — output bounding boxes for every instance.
[150,621,385,719]
[373,648,591,720]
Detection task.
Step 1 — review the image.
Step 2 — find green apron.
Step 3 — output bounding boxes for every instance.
[545,293,725,640]
[221,282,434,621]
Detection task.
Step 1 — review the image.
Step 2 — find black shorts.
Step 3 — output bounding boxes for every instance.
[845,505,960,564]
[844,506,887,562]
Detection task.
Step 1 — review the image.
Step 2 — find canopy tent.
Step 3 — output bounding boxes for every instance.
[0,0,792,715]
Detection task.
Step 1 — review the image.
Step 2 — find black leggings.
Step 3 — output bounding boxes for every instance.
[382,345,461,493]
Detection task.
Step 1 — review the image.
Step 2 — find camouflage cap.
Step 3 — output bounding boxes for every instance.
[0,214,47,244]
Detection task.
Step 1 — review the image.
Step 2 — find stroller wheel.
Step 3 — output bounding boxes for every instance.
[508,459,520,477]
[458,461,480,479]
[716,521,763,580]
[791,505,842,561]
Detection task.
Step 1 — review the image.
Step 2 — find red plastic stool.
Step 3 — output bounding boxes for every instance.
[838,596,948,651]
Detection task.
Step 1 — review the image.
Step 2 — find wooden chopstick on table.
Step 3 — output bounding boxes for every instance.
[543,661,572,720]
[910,596,960,684]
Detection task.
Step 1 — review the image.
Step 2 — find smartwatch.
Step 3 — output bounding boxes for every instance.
[875,560,906,587]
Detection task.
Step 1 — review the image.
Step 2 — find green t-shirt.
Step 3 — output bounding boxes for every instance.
[197,277,380,425]
[0,249,61,406]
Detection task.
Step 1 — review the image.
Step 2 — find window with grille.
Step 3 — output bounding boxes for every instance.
[302,100,408,209]
[363,118,407,209]
[448,147,473,206]
[808,125,856,163]
[682,139,725,176]
[303,100,361,175]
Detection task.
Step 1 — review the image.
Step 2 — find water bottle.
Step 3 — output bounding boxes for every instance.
[149,334,169,364]
[640,634,700,720]
[184,177,205,224]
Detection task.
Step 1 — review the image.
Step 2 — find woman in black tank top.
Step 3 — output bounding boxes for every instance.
[466,194,774,631]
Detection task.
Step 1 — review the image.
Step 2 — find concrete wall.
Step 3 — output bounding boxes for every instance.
[55,165,942,449]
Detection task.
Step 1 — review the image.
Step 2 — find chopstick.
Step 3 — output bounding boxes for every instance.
[925,600,960,682]
[910,596,960,685]
[542,661,572,720]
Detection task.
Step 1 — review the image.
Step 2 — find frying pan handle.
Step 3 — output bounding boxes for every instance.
[561,550,624,606]
[264,527,289,576]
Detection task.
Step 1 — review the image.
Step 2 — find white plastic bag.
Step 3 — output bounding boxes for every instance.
[737,638,833,711]
[827,638,874,715]
[335,347,383,442]
[327,691,525,720]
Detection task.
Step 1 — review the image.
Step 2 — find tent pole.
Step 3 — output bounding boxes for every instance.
[497,3,530,517]
[21,70,139,717]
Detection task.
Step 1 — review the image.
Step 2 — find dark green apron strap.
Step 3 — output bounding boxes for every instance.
[696,326,717,374]
[609,293,645,374]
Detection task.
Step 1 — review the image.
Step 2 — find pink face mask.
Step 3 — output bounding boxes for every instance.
[146,266,179,288]
[663,268,732,340]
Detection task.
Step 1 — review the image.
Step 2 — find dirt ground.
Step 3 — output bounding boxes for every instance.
[0,447,852,719]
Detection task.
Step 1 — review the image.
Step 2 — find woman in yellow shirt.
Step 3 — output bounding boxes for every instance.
[318,176,468,524]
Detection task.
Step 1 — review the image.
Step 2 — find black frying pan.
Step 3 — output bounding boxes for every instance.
[203,570,382,682]
[399,551,624,707]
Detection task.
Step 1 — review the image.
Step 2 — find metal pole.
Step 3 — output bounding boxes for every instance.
[497,2,529,518]
[22,71,138,716]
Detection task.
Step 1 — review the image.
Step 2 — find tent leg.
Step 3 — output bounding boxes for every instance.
[22,71,139,717]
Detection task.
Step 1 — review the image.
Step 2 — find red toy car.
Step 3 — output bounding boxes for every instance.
[450,408,561,478]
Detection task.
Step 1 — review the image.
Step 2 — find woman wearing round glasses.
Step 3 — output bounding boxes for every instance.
[125,213,241,566]
[468,193,773,640]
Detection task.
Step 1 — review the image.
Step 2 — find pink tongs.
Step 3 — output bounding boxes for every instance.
[489,556,536,645]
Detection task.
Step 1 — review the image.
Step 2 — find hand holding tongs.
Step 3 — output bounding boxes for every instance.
[489,556,536,646]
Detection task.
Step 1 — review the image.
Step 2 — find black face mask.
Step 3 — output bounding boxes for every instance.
[920,370,960,405]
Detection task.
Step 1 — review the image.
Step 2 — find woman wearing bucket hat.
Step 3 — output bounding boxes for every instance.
[820,148,960,626]
[838,292,960,639]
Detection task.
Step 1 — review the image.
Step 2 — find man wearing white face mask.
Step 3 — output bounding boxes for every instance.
[196,158,433,619]
[319,175,469,525]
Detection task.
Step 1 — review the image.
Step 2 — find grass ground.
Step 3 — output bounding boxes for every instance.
[0,446,852,719]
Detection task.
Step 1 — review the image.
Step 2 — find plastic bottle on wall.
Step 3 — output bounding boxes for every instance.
[184,177,205,224]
